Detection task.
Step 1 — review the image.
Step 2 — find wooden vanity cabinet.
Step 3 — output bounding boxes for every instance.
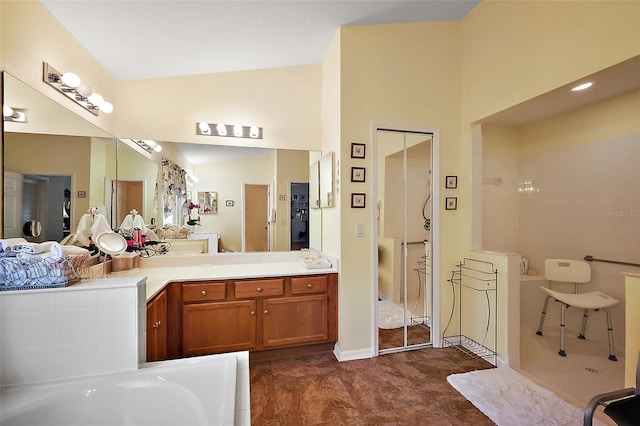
[147,273,337,361]
[146,289,168,362]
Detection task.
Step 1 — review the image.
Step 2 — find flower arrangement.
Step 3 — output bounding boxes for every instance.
[187,202,200,226]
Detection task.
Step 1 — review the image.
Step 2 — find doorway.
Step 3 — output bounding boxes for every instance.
[112,180,144,228]
[373,125,438,354]
[243,183,270,252]
[290,182,309,250]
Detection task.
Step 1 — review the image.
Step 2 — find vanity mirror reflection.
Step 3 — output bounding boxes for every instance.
[3,72,321,252]
[3,72,117,244]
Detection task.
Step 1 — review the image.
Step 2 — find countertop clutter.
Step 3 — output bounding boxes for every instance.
[109,250,338,301]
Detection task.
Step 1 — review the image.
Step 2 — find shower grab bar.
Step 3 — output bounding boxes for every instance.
[584,255,640,268]
[401,240,428,246]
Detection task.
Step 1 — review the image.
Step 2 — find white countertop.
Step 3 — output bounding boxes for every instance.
[109,251,338,300]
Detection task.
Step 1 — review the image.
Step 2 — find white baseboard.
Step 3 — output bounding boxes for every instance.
[333,343,374,362]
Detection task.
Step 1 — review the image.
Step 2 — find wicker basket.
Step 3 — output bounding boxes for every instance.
[0,254,89,291]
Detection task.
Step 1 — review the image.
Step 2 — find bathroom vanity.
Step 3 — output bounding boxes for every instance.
[132,251,338,362]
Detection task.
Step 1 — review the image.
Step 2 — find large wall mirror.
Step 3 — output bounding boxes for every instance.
[3,72,117,243]
[3,72,320,253]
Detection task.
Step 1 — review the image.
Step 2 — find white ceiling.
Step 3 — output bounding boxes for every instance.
[40,0,480,80]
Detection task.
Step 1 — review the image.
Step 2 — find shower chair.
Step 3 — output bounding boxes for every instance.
[535,259,619,360]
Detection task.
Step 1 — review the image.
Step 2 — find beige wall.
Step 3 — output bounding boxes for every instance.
[192,151,275,252]
[337,21,461,355]
[116,66,322,152]
[5,133,92,230]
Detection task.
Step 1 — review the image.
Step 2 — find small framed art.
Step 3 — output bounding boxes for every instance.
[445,176,458,189]
[351,167,366,182]
[351,193,366,208]
[77,191,86,198]
[351,143,365,159]
[226,200,234,207]
[445,197,458,210]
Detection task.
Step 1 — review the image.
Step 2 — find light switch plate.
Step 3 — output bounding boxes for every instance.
[355,223,364,237]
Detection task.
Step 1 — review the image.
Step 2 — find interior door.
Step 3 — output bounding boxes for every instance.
[3,171,23,238]
[112,180,144,228]
[376,128,433,354]
[244,183,269,251]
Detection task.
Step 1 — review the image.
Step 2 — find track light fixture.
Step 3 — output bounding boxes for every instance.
[131,139,162,153]
[43,62,114,116]
[196,122,263,139]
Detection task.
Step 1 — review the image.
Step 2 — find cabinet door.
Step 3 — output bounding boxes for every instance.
[262,295,328,348]
[183,300,257,356]
[146,290,168,362]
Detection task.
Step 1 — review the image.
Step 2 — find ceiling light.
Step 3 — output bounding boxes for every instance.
[196,122,263,139]
[571,82,593,92]
[43,62,114,116]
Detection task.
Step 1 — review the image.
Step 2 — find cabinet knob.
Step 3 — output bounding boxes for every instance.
[153,320,161,329]
[201,290,207,296]
[307,283,313,288]
[263,309,269,315]
[250,310,256,316]
[256,287,263,292]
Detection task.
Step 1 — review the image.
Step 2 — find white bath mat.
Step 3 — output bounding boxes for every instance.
[378,299,409,329]
[447,367,605,426]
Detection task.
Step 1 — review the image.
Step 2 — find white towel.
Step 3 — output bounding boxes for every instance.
[0,238,28,251]
[61,246,90,256]
[90,214,113,240]
[120,214,147,234]
[75,213,95,246]
[30,242,64,260]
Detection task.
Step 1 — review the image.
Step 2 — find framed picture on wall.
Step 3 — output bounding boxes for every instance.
[351,167,366,182]
[445,197,458,210]
[351,193,366,208]
[351,143,365,159]
[445,175,457,189]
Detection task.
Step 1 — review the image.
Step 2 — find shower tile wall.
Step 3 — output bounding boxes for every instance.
[484,133,640,353]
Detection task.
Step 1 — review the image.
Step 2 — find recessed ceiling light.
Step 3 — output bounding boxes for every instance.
[571,82,593,92]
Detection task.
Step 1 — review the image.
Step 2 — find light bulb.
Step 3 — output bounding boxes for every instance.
[216,123,227,136]
[153,144,163,152]
[233,124,243,137]
[99,101,113,113]
[249,126,260,138]
[143,140,157,149]
[198,121,211,134]
[3,105,14,117]
[60,72,81,88]
[571,82,593,92]
[87,93,104,106]
[76,84,92,98]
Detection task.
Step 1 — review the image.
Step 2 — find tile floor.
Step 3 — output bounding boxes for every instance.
[250,347,495,425]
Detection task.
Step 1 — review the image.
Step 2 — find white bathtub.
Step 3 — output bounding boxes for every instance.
[0,352,247,426]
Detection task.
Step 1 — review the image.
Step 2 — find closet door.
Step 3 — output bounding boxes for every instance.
[376,129,433,353]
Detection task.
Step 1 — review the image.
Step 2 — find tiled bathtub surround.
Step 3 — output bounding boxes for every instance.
[0,277,145,386]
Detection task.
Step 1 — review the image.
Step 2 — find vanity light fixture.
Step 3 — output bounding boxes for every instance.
[131,139,162,153]
[196,122,263,139]
[43,62,114,116]
[2,105,27,123]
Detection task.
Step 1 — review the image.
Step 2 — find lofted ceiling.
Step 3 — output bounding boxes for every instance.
[39,0,480,80]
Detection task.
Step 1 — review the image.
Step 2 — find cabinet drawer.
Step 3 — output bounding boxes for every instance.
[183,282,226,302]
[235,279,283,298]
[291,275,328,295]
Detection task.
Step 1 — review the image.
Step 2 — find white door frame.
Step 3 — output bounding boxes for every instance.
[370,122,441,355]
